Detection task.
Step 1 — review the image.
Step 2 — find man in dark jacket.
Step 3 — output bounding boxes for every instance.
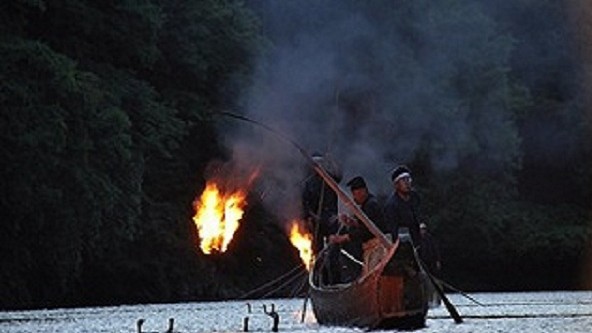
[301,154,342,254]
[302,153,342,284]
[329,176,382,281]
[382,165,421,244]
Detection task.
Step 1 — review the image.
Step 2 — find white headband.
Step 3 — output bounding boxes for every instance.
[394,172,411,183]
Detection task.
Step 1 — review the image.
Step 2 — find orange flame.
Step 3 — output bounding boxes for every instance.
[192,182,247,254]
[289,220,313,271]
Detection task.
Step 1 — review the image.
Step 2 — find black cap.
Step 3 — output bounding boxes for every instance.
[346,176,367,190]
[391,165,411,182]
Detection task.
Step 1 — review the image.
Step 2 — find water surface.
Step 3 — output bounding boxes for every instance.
[1,291,590,333]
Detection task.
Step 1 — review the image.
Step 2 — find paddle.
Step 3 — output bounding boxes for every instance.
[416,258,463,324]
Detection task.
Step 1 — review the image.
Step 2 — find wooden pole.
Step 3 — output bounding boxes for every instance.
[416,256,463,324]
[300,290,309,323]
[310,163,392,248]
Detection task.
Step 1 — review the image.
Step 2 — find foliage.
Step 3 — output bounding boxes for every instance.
[0,0,267,309]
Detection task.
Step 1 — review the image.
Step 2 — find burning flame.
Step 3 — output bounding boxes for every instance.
[192,182,247,254]
[289,220,313,271]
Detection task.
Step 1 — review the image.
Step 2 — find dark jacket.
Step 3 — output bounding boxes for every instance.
[382,191,421,244]
[302,173,340,253]
[349,194,381,243]
[343,194,382,259]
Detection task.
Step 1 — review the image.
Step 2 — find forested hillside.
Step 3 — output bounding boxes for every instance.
[1,0,590,310]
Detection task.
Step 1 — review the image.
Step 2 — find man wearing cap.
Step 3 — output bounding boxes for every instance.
[382,165,422,244]
[328,176,381,280]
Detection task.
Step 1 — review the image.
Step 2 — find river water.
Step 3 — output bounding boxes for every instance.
[1,291,590,333]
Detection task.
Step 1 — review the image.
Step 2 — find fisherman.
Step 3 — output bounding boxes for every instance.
[302,153,342,284]
[382,165,421,244]
[328,176,381,281]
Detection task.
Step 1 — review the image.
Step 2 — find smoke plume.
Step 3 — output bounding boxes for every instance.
[223,0,535,220]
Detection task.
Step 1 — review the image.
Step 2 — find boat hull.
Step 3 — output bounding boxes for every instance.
[310,237,429,329]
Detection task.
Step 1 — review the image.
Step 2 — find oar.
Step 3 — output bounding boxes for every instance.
[416,258,463,324]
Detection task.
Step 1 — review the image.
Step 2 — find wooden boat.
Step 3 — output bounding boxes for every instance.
[309,231,433,329]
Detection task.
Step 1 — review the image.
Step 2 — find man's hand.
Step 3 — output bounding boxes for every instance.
[339,214,359,227]
[328,234,350,244]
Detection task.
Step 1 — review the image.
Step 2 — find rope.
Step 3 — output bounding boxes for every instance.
[437,278,486,306]
[260,269,307,299]
[289,273,309,298]
[238,264,305,300]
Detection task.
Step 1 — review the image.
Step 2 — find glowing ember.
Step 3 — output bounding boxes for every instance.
[289,220,313,271]
[192,182,247,254]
